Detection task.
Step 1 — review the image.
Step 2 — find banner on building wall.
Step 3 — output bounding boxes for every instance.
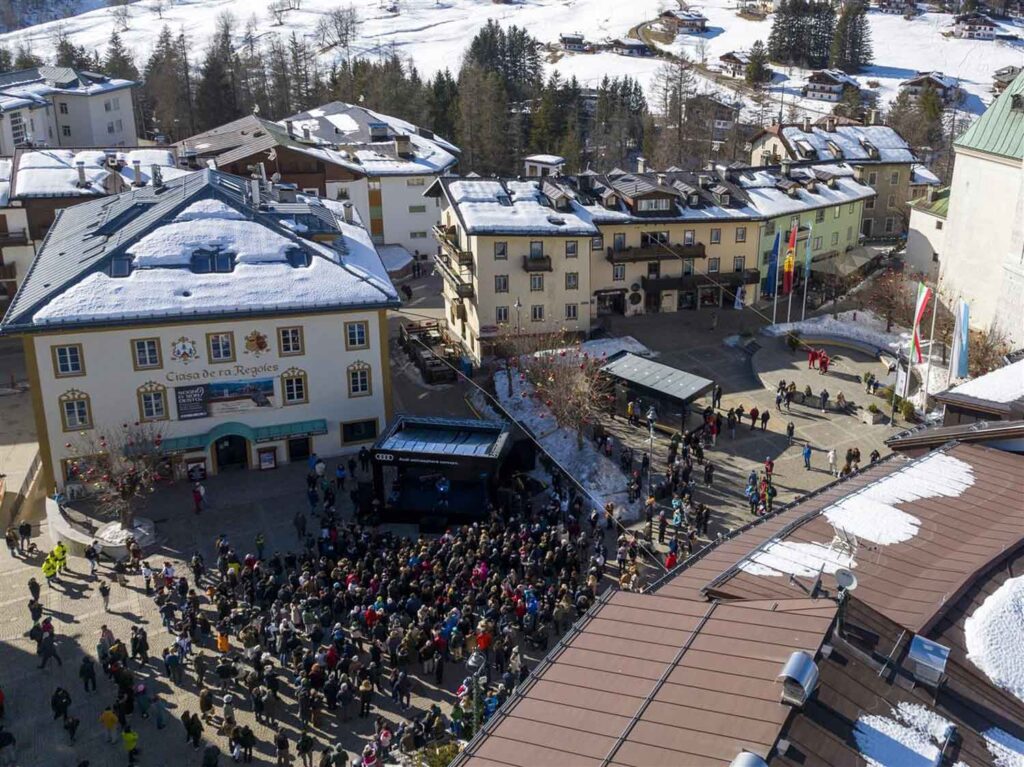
[175,378,276,420]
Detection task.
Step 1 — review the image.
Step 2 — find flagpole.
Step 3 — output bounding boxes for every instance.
[771,232,780,325]
[801,226,812,321]
[922,288,939,413]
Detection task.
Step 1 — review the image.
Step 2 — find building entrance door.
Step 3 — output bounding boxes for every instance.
[215,435,248,470]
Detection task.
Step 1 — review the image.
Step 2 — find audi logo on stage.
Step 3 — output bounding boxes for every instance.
[375,453,394,462]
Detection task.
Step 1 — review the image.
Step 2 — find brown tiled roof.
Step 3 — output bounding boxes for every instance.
[702,443,1024,635]
[456,594,837,767]
[886,420,1024,454]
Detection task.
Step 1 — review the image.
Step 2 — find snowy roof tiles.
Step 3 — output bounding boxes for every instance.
[901,71,959,90]
[940,358,1024,408]
[0,66,134,114]
[10,148,187,199]
[774,123,916,164]
[439,178,600,235]
[0,169,397,331]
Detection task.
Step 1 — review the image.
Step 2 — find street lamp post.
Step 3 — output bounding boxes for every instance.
[513,297,522,334]
[467,650,487,735]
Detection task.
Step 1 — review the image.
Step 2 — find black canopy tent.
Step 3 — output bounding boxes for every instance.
[601,352,714,432]
[370,415,515,525]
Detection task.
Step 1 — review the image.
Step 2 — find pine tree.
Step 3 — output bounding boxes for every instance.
[425,69,458,140]
[831,1,872,72]
[746,40,771,86]
[102,30,138,81]
[768,0,791,62]
[140,26,193,141]
[194,17,241,131]
[917,85,945,145]
[0,46,11,72]
[455,64,510,175]
[13,45,44,69]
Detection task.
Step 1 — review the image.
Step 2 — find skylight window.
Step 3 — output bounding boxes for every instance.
[192,249,235,274]
[111,257,132,277]
[496,194,512,207]
[287,248,311,268]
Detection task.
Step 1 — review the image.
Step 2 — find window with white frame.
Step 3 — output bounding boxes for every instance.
[530,273,544,291]
[612,264,625,281]
[683,259,694,276]
[281,367,308,405]
[710,228,721,244]
[565,303,578,320]
[406,177,426,186]
[591,236,604,251]
[708,257,720,273]
[831,231,840,245]
[566,240,578,258]
[496,305,509,324]
[735,227,746,243]
[279,327,304,356]
[531,304,545,322]
[132,339,161,370]
[815,209,825,223]
[53,344,84,377]
[59,390,92,431]
[495,274,509,293]
[59,102,68,114]
[347,362,372,397]
[885,217,896,233]
[137,381,168,421]
[345,321,369,350]
[890,171,900,185]
[683,229,695,245]
[733,256,745,272]
[494,242,507,260]
[813,236,822,250]
[207,332,235,362]
[865,197,875,210]
[565,272,579,290]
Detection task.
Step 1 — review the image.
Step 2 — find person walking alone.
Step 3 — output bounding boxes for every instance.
[827,448,837,476]
[803,443,812,470]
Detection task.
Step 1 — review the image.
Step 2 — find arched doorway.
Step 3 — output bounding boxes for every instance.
[215,434,249,470]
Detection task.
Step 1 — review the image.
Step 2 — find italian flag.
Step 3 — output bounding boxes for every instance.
[911,282,933,363]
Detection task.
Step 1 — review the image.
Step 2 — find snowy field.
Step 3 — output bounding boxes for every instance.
[5,0,1024,118]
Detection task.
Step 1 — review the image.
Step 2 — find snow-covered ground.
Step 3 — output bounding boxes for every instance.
[853,702,964,767]
[6,0,1023,118]
[474,335,650,522]
[765,309,908,354]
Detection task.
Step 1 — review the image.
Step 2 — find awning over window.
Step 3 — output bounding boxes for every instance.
[161,419,328,453]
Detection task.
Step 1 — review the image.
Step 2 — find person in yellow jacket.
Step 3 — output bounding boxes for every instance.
[53,542,68,573]
[122,725,139,764]
[41,555,58,587]
[99,707,118,744]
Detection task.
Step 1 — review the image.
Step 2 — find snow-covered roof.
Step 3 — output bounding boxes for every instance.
[775,124,916,164]
[281,101,459,176]
[902,71,959,90]
[0,66,134,114]
[0,169,397,331]
[910,164,941,186]
[808,68,860,87]
[525,154,566,165]
[0,158,11,207]
[441,178,601,235]
[945,358,1024,405]
[11,148,187,199]
[376,244,415,273]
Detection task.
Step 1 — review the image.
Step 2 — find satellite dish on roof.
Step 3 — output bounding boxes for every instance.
[834,568,858,592]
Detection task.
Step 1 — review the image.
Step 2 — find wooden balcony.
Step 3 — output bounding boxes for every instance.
[521,255,553,272]
[432,253,474,299]
[0,228,28,247]
[641,267,761,292]
[433,224,473,265]
[0,262,15,282]
[606,242,706,263]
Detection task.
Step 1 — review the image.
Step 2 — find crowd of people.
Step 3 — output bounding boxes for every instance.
[13,455,627,767]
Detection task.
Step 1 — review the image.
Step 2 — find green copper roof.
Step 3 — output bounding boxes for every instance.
[954,71,1024,160]
[909,187,950,218]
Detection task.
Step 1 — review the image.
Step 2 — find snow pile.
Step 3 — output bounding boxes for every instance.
[946,358,1024,404]
[765,309,908,354]
[172,199,246,223]
[576,336,652,359]
[738,540,855,577]
[822,453,974,545]
[984,728,1024,767]
[853,702,954,767]
[492,366,633,521]
[128,219,299,267]
[965,575,1024,703]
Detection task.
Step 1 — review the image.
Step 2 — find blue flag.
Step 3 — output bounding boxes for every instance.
[766,232,781,297]
[804,224,813,275]
[950,299,970,379]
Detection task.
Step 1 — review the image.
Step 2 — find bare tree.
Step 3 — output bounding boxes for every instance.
[694,37,709,66]
[268,0,289,25]
[314,5,360,57]
[66,421,166,530]
[110,0,130,30]
[969,327,1010,378]
[152,0,168,18]
[862,269,913,332]
[512,334,614,450]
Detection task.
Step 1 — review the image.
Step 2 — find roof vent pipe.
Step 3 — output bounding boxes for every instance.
[825,116,837,132]
[302,125,311,140]
[75,160,87,187]
[132,159,142,187]
[151,165,163,189]
[781,159,792,178]
[342,201,354,224]
[636,156,647,174]
[801,115,811,132]
[778,651,819,708]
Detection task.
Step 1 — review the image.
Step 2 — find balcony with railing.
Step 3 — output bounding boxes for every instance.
[606,241,706,263]
[432,251,474,299]
[641,267,761,293]
[0,262,16,282]
[433,224,474,267]
[0,228,28,247]
[521,254,553,272]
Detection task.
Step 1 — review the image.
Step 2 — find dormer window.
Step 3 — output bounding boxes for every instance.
[111,257,132,277]
[287,248,311,268]
[688,194,700,207]
[717,193,731,206]
[192,249,234,273]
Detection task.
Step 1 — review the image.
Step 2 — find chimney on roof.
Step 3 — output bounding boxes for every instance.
[250,178,261,207]
[825,116,837,132]
[778,651,819,708]
[868,108,879,125]
[780,159,792,178]
[132,159,143,187]
[927,186,938,202]
[285,119,295,136]
[801,115,811,132]
[636,156,647,174]
[184,147,199,169]
[395,134,413,159]
[151,165,163,189]
[342,201,354,224]
[75,160,87,188]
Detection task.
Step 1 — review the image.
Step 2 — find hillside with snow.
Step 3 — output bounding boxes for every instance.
[4,0,1023,117]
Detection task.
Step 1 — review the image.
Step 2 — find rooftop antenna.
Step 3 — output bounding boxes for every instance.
[833,567,858,634]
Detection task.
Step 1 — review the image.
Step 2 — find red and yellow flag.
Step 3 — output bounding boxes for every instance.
[782,223,797,295]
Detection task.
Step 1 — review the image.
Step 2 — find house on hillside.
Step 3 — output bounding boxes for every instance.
[953,11,998,39]
[876,0,915,13]
[659,9,709,33]
[900,71,960,103]
[558,33,589,51]
[610,38,652,56]
[802,69,861,102]
[719,51,751,78]
[993,65,1023,94]
[684,94,742,141]
[523,155,566,177]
